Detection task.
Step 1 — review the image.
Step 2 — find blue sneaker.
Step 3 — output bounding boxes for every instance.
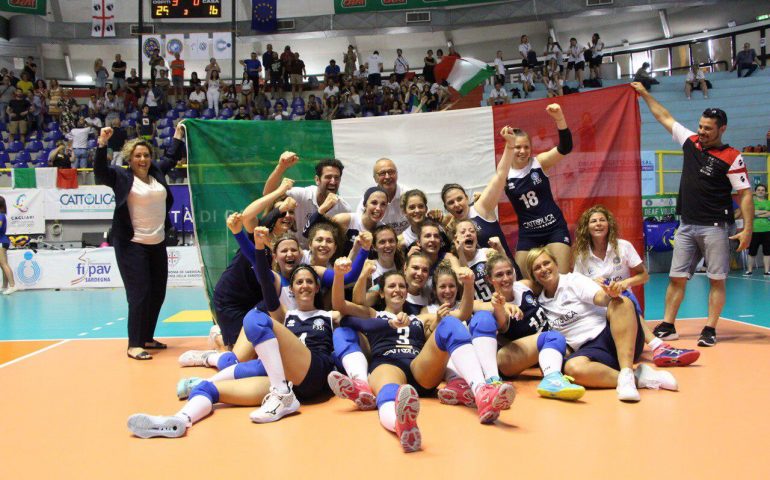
[485,375,503,384]
[537,372,585,401]
[176,377,204,400]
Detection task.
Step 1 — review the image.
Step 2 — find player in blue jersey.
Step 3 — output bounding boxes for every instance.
[329,186,387,255]
[127,231,342,438]
[328,260,515,452]
[453,218,507,302]
[501,104,574,276]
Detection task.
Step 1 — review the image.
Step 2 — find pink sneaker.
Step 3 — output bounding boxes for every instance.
[394,384,421,453]
[653,343,700,367]
[437,378,476,408]
[327,371,377,410]
[475,383,515,424]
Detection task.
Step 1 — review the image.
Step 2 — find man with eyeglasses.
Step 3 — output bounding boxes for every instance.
[632,82,753,347]
[263,152,350,248]
[357,158,408,235]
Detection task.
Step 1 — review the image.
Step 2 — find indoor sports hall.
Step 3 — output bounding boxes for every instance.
[1,1,769,478]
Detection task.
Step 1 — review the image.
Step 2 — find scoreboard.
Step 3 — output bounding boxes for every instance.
[151,0,222,19]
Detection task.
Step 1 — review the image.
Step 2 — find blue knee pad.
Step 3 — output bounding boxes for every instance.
[332,326,362,363]
[189,380,220,404]
[434,316,472,354]
[469,310,498,338]
[537,331,567,355]
[376,383,399,408]
[234,359,267,380]
[621,290,643,316]
[216,351,238,371]
[243,309,276,346]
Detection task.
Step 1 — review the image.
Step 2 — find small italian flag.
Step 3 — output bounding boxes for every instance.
[434,56,495,96]
[12,167,57,189]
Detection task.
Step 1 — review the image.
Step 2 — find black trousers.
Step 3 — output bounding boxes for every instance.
[114,239,168,348]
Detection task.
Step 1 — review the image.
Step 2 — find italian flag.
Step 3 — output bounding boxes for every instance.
[434,56,495,96]
[184,86,642,297]
[12,167,57,189]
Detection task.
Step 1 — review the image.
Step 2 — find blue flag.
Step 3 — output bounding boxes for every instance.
[252,0,277,32]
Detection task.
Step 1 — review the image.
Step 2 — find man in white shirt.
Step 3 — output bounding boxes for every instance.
[394,49,409,83]
[272,103,290,121]
[84,109,103,136]
[493,50,506,86]
[684,65,708,99]
[263,153,351,247]
[322,79,340,100]
[357,158,409,234]
[189,85,206,111]
[365,50,384,87]
[487,81,509,105]
[66,118,91,169]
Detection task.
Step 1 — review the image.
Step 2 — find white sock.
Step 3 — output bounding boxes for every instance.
[341,351,369,381]
[449,344,487,395]
[444,358,461,382]
[176,395,213,425]
[254,338,289,394]
[648,337,663,350]
[208,364,236,382]
[538,348,563,376]
[205,352,222,368]
[378,401,396,432]
[472,336,500,380]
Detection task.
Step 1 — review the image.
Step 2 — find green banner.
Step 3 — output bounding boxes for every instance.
[335,0,493,14]
[185,119,335,299]
[0,0,46,15]
[642,194,677,219]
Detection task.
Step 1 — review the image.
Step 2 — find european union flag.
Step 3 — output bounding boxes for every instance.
[252,0,277,32]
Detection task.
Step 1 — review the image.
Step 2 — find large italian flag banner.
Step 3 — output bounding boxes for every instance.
[185,85,642,300]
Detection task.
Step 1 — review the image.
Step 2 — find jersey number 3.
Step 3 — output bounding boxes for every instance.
[519,191,539,208]
[396,327,411,346]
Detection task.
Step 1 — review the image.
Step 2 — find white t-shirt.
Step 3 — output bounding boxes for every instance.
[66,127,90,149]
[189,91,206,103]
[568,45,584,63]
[366,55,383,74]
[288,185,351,248]
[546,44,563,64]
[590,41,604,55]
[356,183,408,235]
[494,58,505,75]
[489,87,508,99]
[394,55,409,74]
[538,272,607,350]
[686,69,705,83]
[518,43,532,58]
[128,176,167,245]
[521,72,534,85]
[323,85,339,98]
[574,239,643,285]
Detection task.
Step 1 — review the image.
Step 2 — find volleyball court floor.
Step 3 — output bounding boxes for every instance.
[1,273,768,479]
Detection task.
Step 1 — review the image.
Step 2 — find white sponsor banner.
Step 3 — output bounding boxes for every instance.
[212,32,233,58]
[164,34,185,63]
[7,246,202,290]
[44,186,116,220]
[186,33,210,61]
[0,189,46,234]
[142,35,163,60]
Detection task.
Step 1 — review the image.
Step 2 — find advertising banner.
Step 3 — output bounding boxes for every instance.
[334,0,491,14]
[186,33,210,60]
[43,186,116,220]
[1,188,45,234]
[642,194,677,220]
[169,184,194,232]
[0,0,46,15]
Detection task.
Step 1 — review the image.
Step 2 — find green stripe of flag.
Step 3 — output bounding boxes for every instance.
[457,66,495,96]
[12,168,36,188]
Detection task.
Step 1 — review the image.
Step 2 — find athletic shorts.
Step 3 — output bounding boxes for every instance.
[670,222,731,280]
[212,300,251,347]
[517,226,571,251]
[293,352,335,401]
[589,54,603,68]
[290,74,303,86]
[567,61,585,71]
[748,231,770,257]
[565,312,645,371]
[500,316,543,342]
[172,75,184,89]
[369,354,436,398]
[9,120,27,135]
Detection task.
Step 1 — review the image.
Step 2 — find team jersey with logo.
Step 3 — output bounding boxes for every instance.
[288,185,351,248]
[283,309,334,356]
[368,311,426,359]
[537,273,606,350]
[672,122,750,225]
[278,275,297,311]
[466,247,494,302]
[573,239,643,285]
[504,157,568,235]
[404,292,429,316]
[500,282,548,341]
[468,206,514,259]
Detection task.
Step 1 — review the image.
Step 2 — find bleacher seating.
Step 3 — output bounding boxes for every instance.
[7,140,24,153]
[200,108,215,119]
[26,140,43,152]
[12,150,31,167]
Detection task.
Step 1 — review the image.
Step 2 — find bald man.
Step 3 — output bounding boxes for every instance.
[357,158,408,234]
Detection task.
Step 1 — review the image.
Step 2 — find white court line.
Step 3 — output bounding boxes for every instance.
[721,317,770,332]
[738,315,755,318]
[0,340,70,369]
[0,335,208,343]
[92,327,102,331]
[728,275,770,283]
[105,322,114,326]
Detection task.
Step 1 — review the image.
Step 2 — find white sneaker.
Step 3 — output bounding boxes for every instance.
[3,285,18,295]
[616,368,640,402]
[635,364,678,391]
[207,325,222,350]
[250,384,300,423]
[127,414,188,439]
[178,349,216,367]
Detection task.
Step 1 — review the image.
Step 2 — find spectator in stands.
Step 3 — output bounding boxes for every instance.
[137,105,155,141]
[344,45,357,77]
[67,118,91,169]
[566,37,585,88]
[47,79,62,122]
[493,50,506,86]
[289,52,306,98]
[222,85,238,112]
[107,117,127,166]
[685,64,708,100]
[126,68,141,108]
[323,78,340,100]
[447,45,461,58]
[353,64,368,91]
[34,79,47,98]
[633,62,659,90]
[0,195,17,295]
[155,69,171,103]
[88,93,104,118]
[58,88,78,133]
[17,72,33,95]
[745,184,770,276]
[23,56,36,83]
[487,80,509,105]
[240,51,262,96]
[205,70,223,117]
[545,71,564,97]
[280,46,294,89]
[0,76,14,123]
[543,57,560,80]
[587,33,604,80]
[520,65,535,98]
[733,42,762,78]
[239,71,254,109]
[272,102,290,121]
[262,44,274,93]
[269,50,283,98]
[389,99,405,115]
[252,91,269,118]
[49,140,71,168]
[366,50,384,87]
[94,58,109,97]
[205,57,221,82]
[189,84,206,112]
[233,105,251,120]
[394,49,410,83]
[519,35,539,70]
[111,54,126,91]
[338,91,358,119]
[325,59,341,86]
[7,88,30,142]
[104,90,123,125]
[30,89,46,133]
[7,69,18,87]
[188,71,201,90]
[85,109,103,135]
[423,49,436,84]
[544,37,563,71]
[149,48,162,81]
[436,48,444,65]
[323,95,339,120]
[305,96,322,120]
[170,52,185,102]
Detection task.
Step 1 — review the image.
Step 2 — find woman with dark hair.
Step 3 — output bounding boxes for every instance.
[94,124,184,360]
[746,184,770,276]
[0,195,17,295]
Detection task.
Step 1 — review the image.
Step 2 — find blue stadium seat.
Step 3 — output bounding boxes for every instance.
[253,115,263,120]
[26,140,44,152]
[184,109,199,119]
[126,111,139,121]
[292,106,305,116]
[174,103,186,113]
[87,138,98,149]
[220,108,234,119]
[275,98,288,110]
[44,130,63,142]
[201,108,215,119]
[7,140,24,153]
[0,151,9,169]
[0,141,5,151]
[13,150,31,167]
[165,110,178,120]
[161,136,174,150]
[158,127,173,139]
[291,97,305,108]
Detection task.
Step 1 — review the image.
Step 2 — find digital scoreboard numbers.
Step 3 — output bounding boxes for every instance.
[151,0,222,19]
